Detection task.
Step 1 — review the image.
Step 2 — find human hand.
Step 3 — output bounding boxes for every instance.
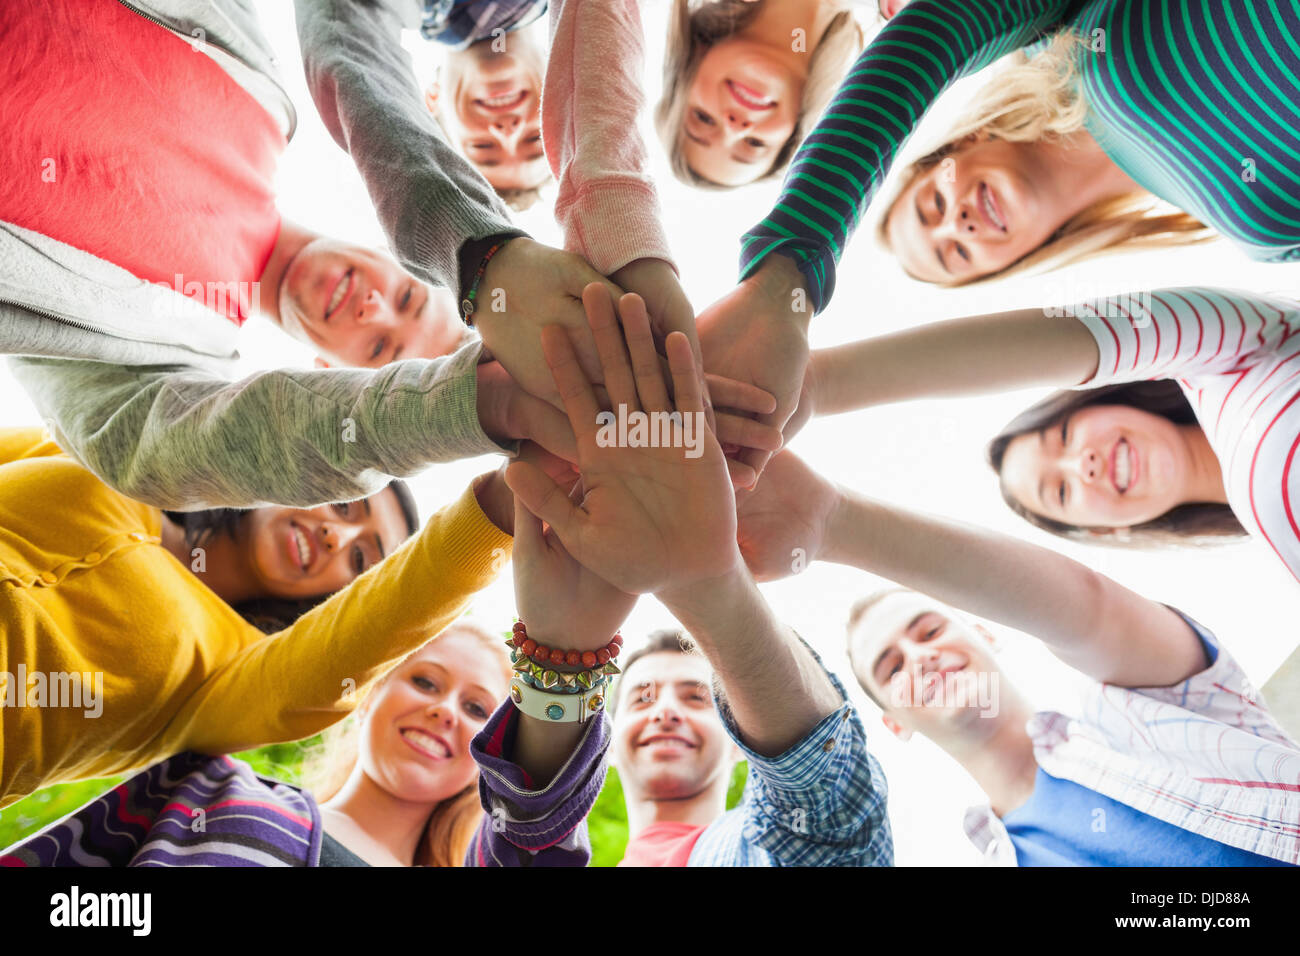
[505,284,740,596]
[470,238,625,409]
[511,455,637,654]
[735,450,842,582]
[697,254,811,482]
[608,256,705,394]
[475,360,577,463]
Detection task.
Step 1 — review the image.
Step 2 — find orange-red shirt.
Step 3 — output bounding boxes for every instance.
[0,0,284,323]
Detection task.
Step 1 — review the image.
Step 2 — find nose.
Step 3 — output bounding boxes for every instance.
[649,697,683,727]
[724,110,751,133]
[355,289,389,327]
[318,520,362,554]
[1065,446,1103,484]
[425,704,455,731]
[489,113,524,149]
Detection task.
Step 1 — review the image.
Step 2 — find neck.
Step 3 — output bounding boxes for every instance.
[937,701,1039,817]
[623,777,729,839]
[161,514,260,607]
[256,219,320,326]
[1036,130,1142,218]
[322,770,436,867]
[1178,423,1229,505]
[744,0,839,70]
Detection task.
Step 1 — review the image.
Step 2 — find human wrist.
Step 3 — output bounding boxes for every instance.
[820,485,860,568]
[457,233,525,323]
[473,468,514,535]
[754,254,811,331]
[657,554,750,631]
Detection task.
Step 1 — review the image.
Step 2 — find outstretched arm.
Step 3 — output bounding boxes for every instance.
[738,451,1208,688]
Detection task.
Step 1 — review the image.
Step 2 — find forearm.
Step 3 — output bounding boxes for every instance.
[659,563,840,756]
[822,489,1204,685]
[294,0,522,292]
[545,0,673,273]
[809,308,1099,415]
[11,344,506,509]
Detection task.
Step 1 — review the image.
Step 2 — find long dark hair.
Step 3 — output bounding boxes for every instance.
[986,381,1246,548]
[164,480,420,633]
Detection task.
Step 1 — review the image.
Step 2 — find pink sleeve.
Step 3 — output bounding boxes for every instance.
[543,0,675,275]
[1071,287,1300,386]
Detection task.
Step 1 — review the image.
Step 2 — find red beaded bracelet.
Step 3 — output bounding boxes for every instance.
[509,620,622,669]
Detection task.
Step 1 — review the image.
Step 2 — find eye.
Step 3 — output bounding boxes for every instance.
[920,623,944,641]
[526,134,542,145]
[369,338,388,362]
[333,502,352,518]
[934,190,945,216]
[692,108,715,126]
[1060,418,1070,446]
[465,701,489,720]
[413,675,436,691]
[350,544,366,576]
[399,286,412,311]
[955,243,970,262]
[744,137,764,148]
[1058,480,1068,507]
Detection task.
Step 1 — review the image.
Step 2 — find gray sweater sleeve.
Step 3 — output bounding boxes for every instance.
[294,0,526,293]
[8,341,513,509]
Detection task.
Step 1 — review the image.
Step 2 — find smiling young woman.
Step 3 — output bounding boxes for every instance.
[655,0,864,189]
[784,285,1300,582]
[0,426,516,810]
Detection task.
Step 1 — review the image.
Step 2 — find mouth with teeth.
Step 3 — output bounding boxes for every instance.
[401,728,452,760]
[726,80,776,111]
[475,90,528,112]
[324,268,354,323]
[1110,437,1137,493]
[978,182,1008,233]
[287,521,314,573]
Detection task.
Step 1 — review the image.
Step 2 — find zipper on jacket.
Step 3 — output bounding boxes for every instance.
[114,0,297,138]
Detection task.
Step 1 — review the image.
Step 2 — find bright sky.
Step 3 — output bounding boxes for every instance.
[5,2,1298,865]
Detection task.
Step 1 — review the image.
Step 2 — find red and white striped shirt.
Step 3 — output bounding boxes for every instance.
[1073,287,1300,583]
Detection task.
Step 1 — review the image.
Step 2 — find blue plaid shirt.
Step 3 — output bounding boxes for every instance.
[420,0,548,49]
[688,653,894,867]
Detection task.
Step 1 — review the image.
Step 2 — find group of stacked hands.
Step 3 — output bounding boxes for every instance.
[0,0,1298,868]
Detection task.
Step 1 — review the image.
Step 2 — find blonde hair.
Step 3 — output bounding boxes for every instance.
[656,0,865,189]
[878,31,1214,285]
[305,621,511,868]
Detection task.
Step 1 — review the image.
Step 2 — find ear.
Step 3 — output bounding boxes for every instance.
[314,356,332,370]
[881,713,912,742]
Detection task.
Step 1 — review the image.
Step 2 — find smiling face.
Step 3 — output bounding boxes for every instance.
[682,39,803,186]
[437,33,550,194]
[279,238,462,368]
[847,592,1005,741]
[612,651,736,800]
[885,138,1069,284]
[356,628,510,805]
[240,487,411,601]
[998,404,1193,531]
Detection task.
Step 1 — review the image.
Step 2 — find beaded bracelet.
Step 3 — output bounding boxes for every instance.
[459,240,507,326]
[507,621,623,669]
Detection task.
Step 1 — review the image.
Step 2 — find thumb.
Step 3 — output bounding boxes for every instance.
[511,481,546,556]
[505,461,585,550]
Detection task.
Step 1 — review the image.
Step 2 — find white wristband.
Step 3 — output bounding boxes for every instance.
[509,677,608,724]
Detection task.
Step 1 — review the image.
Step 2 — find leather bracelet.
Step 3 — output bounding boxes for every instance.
[510,676,608,723]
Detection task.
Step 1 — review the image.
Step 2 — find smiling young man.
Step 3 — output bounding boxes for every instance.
[731,449,1300,866]
[610,626,892,867]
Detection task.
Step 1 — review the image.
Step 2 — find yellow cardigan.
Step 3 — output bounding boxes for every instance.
[0,429,512,808]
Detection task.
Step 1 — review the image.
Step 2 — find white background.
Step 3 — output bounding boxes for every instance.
[5,2,1297,865]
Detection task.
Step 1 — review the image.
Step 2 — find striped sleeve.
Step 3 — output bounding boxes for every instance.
[465,700,610,867]
[739,0,1076,314]
[1071,287,1300,386]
